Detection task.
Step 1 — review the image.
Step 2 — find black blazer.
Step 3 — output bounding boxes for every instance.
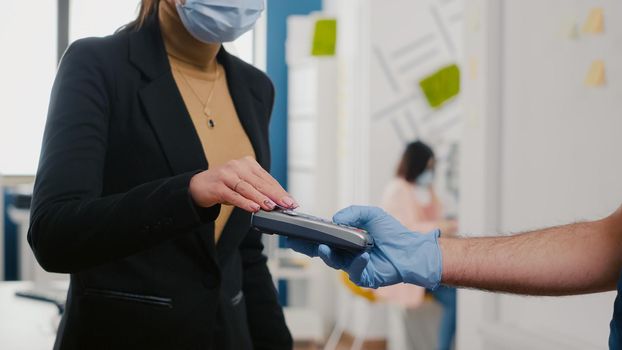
[28,13,292,350]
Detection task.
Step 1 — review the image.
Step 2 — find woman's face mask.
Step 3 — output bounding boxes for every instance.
[176,0,265,43]
[416,169,435,187]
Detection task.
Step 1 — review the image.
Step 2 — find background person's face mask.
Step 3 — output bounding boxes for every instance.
[416,170,435,187]
[176,0,265,43]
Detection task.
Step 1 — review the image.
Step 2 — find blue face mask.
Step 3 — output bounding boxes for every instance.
[416,170,434,187]
[176,0,265,43]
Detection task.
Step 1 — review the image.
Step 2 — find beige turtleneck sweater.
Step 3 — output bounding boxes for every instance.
[159,1,256,243]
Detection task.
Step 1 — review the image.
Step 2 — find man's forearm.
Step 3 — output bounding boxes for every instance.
[440,214,622,296]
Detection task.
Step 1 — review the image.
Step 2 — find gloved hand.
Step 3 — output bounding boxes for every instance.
[286,206,442,289]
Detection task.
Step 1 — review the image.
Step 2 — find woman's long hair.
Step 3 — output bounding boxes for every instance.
[396,141,434,183]
[124,0,160,31]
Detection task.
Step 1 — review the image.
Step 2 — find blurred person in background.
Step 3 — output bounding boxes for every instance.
[379,141,457,350]
[27,0,295,349]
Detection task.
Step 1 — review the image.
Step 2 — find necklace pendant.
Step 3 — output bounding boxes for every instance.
[204,107,215,129]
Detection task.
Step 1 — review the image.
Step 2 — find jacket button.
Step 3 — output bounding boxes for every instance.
[202,276,219,289]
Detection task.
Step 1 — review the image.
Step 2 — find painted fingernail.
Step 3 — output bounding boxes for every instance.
[250,203,261,212]
[282,197,295,208]
[263,199,276,209]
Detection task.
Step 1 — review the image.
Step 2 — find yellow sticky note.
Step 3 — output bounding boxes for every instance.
[311,19,337,56]
[583,8,604,34]
[419,64,461,109]
[585,60,606,87]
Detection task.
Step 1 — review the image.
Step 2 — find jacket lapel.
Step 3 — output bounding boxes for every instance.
[139,76,209,174]
[130,15,208,176]
[129,18,269,175]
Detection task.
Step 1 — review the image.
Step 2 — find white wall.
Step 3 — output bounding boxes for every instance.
[329,0,466,206]
[366,0,465,208]
[69,0,140,41]
[0,1,57,176]
[458,0,622,349]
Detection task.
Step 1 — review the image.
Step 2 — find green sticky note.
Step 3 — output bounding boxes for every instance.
[419,64,461,108]
[311,19,337,56]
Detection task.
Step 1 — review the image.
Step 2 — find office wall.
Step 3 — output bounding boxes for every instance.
[0,2,57,176]
[459,0,622,349]
[330,0,466,209]
[366,0,464,208]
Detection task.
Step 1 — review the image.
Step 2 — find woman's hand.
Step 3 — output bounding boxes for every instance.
[189,156,297,212]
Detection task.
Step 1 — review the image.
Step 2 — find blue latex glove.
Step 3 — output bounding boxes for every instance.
[286,206,442,289]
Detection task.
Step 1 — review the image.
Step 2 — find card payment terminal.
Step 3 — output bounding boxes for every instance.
[251,208,374,252]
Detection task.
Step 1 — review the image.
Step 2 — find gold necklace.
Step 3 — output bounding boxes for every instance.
[175,63,220,129]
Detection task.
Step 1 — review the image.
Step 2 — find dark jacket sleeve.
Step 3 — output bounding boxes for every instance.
[240,77,292,350]
[28,39,220,274]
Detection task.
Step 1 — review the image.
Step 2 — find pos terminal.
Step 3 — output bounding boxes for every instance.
[251,208,374,252]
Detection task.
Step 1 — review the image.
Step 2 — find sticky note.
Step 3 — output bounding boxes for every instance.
[585,60,606,87]
[419,64,461,109]
[583,8,604,34]
[311,19,337,56]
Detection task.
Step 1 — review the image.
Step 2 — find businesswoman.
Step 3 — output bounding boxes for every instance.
[28,0,294,349]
